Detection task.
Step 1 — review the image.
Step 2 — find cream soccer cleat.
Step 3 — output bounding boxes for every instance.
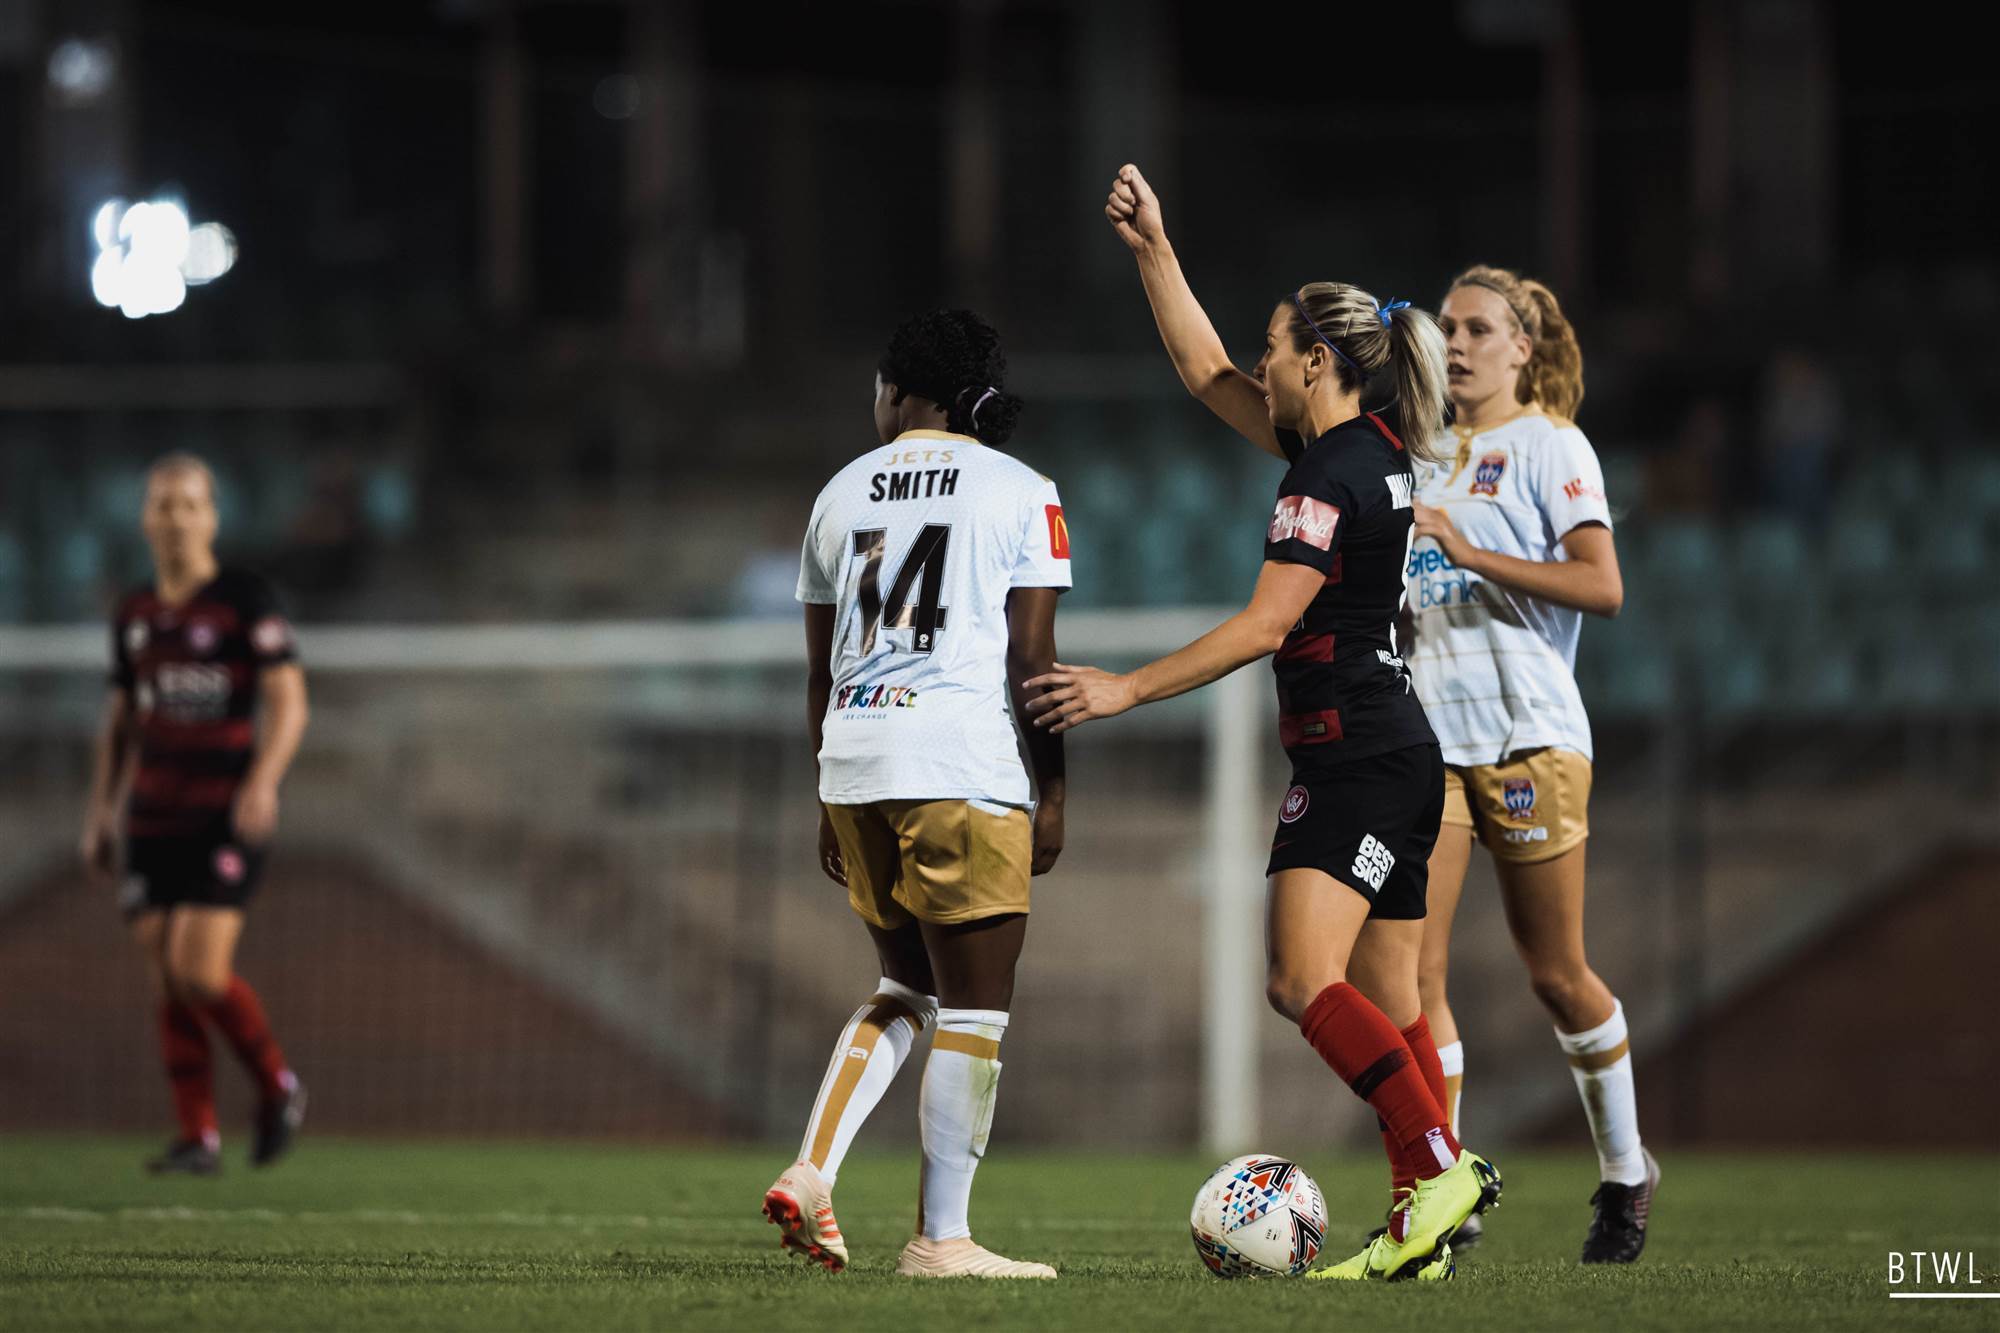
[1308,1233,1453,1282]
[762,1161,848,1272]
[897,1236,1057,1279]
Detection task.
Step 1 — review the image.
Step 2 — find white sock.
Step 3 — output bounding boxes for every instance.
[1554,998,1647,1186]
[918,1007,1008,1242]
[1436,1039,1465,1139]
[798,978,935,1186]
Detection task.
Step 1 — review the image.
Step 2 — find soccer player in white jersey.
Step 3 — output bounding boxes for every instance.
[762,309,1070,1280]
[1404,264,1658,1262]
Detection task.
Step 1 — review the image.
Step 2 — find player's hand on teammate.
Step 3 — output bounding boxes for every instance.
[1023,663,1138,734]
[78,805,119,877]
[817,806,847,887]
[1031,799,1063,876]
[1412,502,1472,566]
[1105,163,1166,253]
[232,779,281,845]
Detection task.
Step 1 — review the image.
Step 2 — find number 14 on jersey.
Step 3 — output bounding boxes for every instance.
[853,525,952,654]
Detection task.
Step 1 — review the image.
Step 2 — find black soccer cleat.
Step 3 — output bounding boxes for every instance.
[145,1138,221,1176]
[1580,1148,1659,1263]
[251,1078,307,1167]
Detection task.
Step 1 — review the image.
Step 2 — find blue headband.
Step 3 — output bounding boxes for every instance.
[1291,292,1410,371]
[1289,292,1363,374]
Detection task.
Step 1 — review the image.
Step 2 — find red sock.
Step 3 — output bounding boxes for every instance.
[159,999,219,1147]
[201,976,291,1101]
[1402,1014,1449,1119]
[1380,1015,1452,1196]
[1302,984,1461,1187]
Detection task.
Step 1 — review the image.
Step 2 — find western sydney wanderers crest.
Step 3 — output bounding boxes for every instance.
[1503,777,1537,820]
[186,619,219,656]
[1279,785,1310,824]
[213,846,246,885]
[252,616,292,657]
[1470,452,1507,497]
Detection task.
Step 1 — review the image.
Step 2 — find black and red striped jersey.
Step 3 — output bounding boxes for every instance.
[110,569,297,837]
[1265,412,1436,767]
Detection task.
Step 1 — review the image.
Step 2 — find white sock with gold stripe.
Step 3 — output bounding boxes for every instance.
[1436,1039,1465,1139]
[918,1008,1008,1242]
[1555,998,1647,1186]
[798,978,935,1187]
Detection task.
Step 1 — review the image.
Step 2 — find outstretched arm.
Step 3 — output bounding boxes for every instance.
[1105,164,1285,460]
[1024,560,1322,733]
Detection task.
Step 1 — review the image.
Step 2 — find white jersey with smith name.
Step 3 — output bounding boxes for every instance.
[1405,409,1612,765]
[798,429,1071,806]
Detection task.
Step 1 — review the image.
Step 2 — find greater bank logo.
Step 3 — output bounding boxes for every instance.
[1407,544,1479,608]
[1888,1250,1991,1300]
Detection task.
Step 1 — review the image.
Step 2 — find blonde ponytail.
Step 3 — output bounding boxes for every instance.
[1286,282,1450,467]
[1382,306,1450,467]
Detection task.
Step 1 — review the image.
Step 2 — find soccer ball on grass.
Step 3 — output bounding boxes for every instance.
[1189,1154,1327,1278]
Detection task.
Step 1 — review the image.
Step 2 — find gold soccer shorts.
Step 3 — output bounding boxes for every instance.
[824,799,1031,928]
[1442,747,1591,864]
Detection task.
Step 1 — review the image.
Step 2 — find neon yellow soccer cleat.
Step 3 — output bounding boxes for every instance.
[1308,1233,1453,1281]
[1366,1150,1502,1281]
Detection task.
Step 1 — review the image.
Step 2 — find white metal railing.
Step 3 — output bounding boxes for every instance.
[0,610,1271,1152]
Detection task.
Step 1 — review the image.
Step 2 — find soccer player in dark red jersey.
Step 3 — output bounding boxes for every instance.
[1025,166,1502,1282]
[79,453,310,1175]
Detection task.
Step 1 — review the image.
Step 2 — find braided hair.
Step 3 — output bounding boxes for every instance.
[878,309,1024,445]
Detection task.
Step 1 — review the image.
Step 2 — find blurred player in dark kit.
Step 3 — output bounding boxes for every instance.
[80,454,310,1175]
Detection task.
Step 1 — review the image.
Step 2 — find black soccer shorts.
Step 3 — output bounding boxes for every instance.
[121,832,267,919]
[1265,743,1445,920]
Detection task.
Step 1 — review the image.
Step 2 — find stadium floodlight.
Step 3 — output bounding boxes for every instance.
[88,197,235,318]
[47,38,117,106]
[182,223,238,285]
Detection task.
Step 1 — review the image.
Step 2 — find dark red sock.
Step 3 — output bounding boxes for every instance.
[201,976,291,1101]
[1301,984,1461,1185]
[1377,1113,1413,1197]
[1380,1014,1452,1197]
[159,999,218,1146]
[1402,1015,1449,1120]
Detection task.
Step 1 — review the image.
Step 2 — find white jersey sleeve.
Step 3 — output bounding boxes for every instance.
[1010,478,1072,590]
[795,489,838,604]
[1534,425,1613,540]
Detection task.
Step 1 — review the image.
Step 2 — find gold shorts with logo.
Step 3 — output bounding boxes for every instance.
[1442,747,1591,865]
[825,799,1032,929]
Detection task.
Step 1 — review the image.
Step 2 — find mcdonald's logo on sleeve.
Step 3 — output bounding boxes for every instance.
[1045,504,1071,559]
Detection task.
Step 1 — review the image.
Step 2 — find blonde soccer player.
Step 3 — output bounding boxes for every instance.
[1026,165,1502,1283]
[763,309,1069,1279]
[1403,265,1658,1263]
[79,453,310,1175]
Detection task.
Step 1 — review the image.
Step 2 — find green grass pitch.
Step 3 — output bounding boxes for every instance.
[2,1136,1994,1330]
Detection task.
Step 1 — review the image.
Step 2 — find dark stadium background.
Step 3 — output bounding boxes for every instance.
[2,0,1996,1163]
